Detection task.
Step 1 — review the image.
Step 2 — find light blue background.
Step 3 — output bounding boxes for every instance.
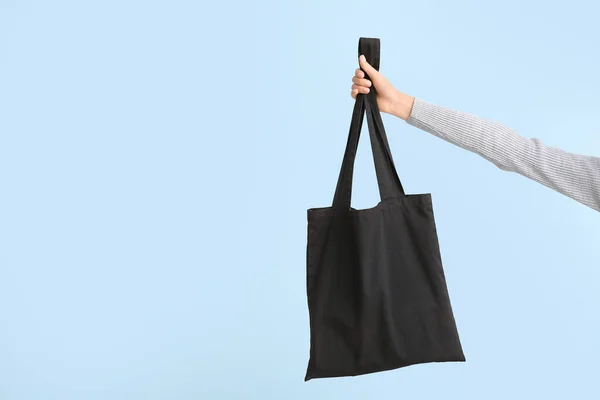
[1,0,599,399]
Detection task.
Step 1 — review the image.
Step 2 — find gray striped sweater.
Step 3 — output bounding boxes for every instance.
[406,98,600,212]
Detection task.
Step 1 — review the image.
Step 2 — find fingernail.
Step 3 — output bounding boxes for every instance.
[359,55,365,62]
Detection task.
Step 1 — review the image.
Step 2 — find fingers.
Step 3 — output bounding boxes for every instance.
[351,67,370,98]
[351,58,376,99]
[352,75,371,88]
[351,84,370,99]
[359,55,377,76]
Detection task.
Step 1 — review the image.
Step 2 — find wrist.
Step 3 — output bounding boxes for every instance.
[392,92,415,121]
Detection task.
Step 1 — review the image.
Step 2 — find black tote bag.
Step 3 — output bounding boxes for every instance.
[304,37,465,381]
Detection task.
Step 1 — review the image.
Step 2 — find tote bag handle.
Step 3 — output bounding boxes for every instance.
[332,37,406,210]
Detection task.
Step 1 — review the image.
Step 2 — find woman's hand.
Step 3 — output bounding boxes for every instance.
[351,55,415,121]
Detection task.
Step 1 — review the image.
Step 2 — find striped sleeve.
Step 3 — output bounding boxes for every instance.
[406,98,600,212]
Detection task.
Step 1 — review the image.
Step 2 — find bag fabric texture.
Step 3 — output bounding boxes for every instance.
[305,37,466,381]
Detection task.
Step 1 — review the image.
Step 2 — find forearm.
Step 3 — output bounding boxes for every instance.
[402,98,600,212]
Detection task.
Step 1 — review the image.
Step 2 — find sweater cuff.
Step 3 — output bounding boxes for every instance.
[406,98,439,130]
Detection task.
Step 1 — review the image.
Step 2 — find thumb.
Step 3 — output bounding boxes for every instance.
[359,55,379,79]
